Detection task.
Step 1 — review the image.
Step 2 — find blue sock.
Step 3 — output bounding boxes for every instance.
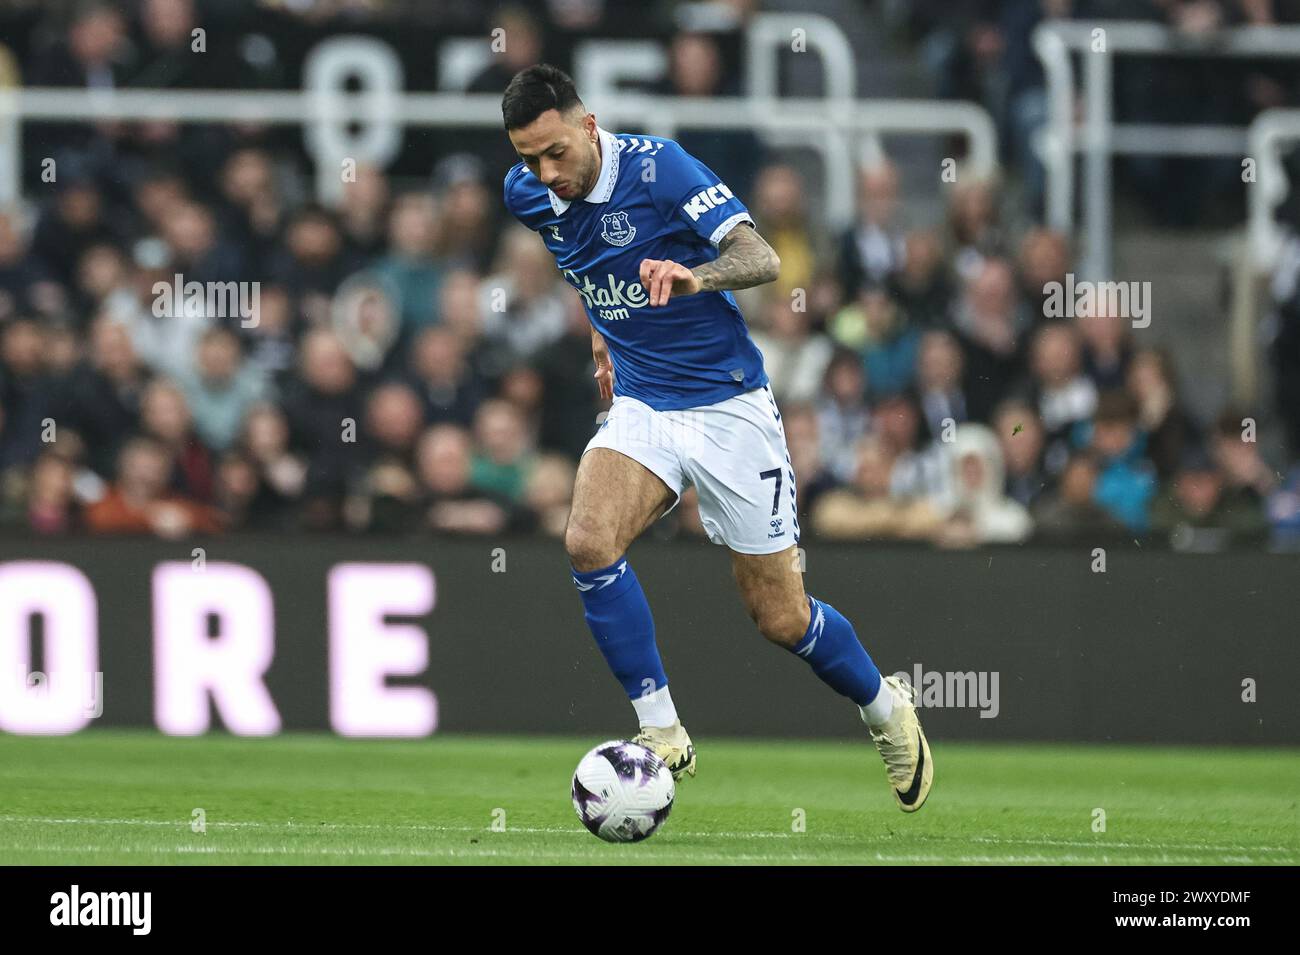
[788,595,883,706]
[571,556,667,699]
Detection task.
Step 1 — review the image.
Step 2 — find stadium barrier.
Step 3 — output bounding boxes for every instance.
[0,536,1294,745]
[1033,20,1300,279]
[0,34,997,226]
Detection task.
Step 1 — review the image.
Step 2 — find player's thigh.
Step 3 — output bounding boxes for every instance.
[687,386,801,556]
[566,447,676,570]
[731,545,810,648]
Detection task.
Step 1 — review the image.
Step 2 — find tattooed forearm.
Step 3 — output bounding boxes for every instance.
[691,224,781,293]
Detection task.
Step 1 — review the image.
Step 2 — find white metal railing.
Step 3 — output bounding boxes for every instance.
[0,86,997,232]
[1033,20,1300,279]
[1239,107,1300,407]
[1246,108,1300,268]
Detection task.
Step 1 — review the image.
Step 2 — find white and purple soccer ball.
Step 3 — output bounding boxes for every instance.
[571,740,675,843]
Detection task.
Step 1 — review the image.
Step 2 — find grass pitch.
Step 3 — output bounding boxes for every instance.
[0,730,1295,865]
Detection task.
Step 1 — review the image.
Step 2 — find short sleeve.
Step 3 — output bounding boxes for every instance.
[647,140,755,247]
[502,163,534,228]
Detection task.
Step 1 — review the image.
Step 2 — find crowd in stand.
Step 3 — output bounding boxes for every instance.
[2,0,1299,548]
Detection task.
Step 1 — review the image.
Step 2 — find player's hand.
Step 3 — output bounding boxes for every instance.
[591,328,613,401]
[639,258,701,306]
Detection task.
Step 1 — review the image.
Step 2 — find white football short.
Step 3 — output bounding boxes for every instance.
[582,384,801,555]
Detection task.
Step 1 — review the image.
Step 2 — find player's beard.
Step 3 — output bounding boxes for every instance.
[571,146,600,199]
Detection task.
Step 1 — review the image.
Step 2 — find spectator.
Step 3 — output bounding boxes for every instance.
[32,175,122,290]
[946,176,1005,281]
[437,268,504,393]
[889,228,953,330]
[238,402,306,521]
[1030,321,1097,471]
[752,163,820,300]
[1017,228,1070,320]
[992,399,1049,508]
[816,348,872,484]
[25,2,129,172]
[1151,445,1268,544]
[84,435,220,537]
[217,148,286,275]
[158,200,247,296]
[1127,346,1199,482]
[433,158,498,274]
[241,284,299,388]
[532,296,602,459]
[338,164,391,260]
[470,398,535,502]
[1209,408,1277,508]
[406,324,488,430]
[915,329,969,438]
[139,377,214,503]
[1031,451,1126,541]
[177,327,267,453]
[860,287,922,400]
[750,295,833,405]
[212,449,280,532]
[952,258,1027,423]
[280,330,365,529]
[466,6,548,179]
[652,30,765,200]
[0,320,58,472]
[75,243,134,323]
[812,433,941,541]
[416,424,525,535]
[269,205,363,323]
[876,391,949,502]
[1076,303,1134,394]
[1085,390,1158,534]
[932,422,1032,547]
[524,452,576,538]
[372,193,444,333]
[24,451,80,535]
[330,277,402,376]
[781,401,838,527]
[0,212,60,323]
[830,285,920,398]
[838,160,905,300]
[480,227,567,372]
[54,316,148,476]
[364,381,426,466]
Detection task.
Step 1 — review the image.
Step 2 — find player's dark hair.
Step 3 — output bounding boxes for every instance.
[501,64,584,130]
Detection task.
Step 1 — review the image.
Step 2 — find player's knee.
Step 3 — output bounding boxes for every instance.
[750,602,809,649]
[565,522,620,573]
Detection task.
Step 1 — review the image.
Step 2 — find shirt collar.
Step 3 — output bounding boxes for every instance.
[548,125,619,216]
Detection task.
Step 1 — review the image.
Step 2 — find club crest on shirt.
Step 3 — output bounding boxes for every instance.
[600,211,636,247]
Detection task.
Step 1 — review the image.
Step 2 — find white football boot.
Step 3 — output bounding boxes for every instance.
[632,719,697,781]
[866,676,934,812]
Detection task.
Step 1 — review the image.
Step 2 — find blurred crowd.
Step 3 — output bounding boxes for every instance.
[2,0,1299,549]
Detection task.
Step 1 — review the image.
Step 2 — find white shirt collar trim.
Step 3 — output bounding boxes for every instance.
[548,125,620,216]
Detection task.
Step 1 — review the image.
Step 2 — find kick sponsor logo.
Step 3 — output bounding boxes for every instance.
[682,182,735,222]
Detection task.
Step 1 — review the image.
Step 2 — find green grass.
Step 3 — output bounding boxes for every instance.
[0,730,1295,865]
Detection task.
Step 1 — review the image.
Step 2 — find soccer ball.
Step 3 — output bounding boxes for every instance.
[571,740,675,843]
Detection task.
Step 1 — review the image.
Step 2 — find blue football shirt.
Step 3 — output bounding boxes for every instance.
[503,126,769,411]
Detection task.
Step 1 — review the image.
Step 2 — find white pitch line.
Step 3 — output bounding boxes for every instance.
[0,816,1293,857]
[9,844,1288,865]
